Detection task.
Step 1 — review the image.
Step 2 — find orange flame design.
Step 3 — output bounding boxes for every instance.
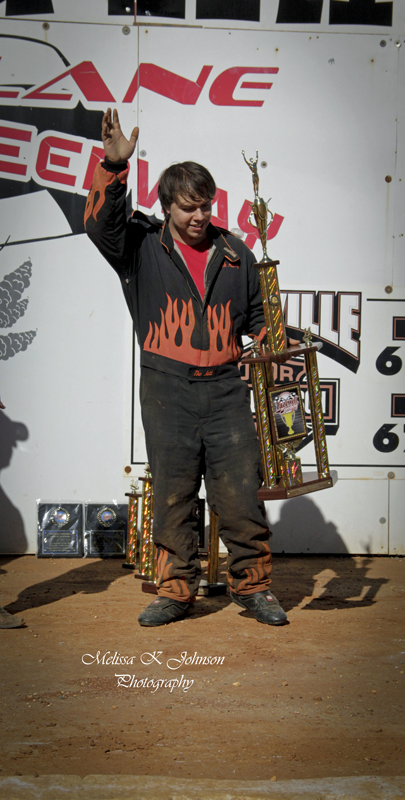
[156,547,194,601]
[143,293,241,366]
[227,542,272,594]
[84,164,129,227]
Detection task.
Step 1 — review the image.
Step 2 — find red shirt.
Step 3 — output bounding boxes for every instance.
[176,239,210,300]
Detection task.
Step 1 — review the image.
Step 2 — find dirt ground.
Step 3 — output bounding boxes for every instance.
[0,553,404,784]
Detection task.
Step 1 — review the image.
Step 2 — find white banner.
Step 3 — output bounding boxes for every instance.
[0,10,403,554]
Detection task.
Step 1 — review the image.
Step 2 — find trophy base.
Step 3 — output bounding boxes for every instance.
[141,581,158,595]
[122,562,136,570]
[197,580,228,597]
[258,469,338,500]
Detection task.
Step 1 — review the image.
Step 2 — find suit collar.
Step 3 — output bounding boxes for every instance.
[160,220,239,263]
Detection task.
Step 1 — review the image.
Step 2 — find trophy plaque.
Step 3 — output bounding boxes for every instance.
[84,503,128,557]
[267,383,307,444]
[37,502,83,557]
[241,150,337,499]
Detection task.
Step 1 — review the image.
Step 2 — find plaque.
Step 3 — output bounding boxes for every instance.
[84,503,128,557]
[267,382,307,444]
[37,502,83,557]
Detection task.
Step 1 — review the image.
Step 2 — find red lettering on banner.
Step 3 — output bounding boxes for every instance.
[36,135,83,186]
[49,152,70,168]
[237,199,284,249]
[23,61,115,102]
[137,158,159,208]
[8,61,278,108]
[209,67,278,106]
[82,145,105,191]
[0,124,32,176]
[123,64,213,104]
[210,188,228,229]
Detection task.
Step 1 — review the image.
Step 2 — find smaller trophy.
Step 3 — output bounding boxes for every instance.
[135,463,156,591]
[241,150,337,499]
[123,479,142,569]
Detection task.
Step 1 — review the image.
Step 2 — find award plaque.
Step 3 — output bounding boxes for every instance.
[37,502,83,557]
[267,383,307,444]
[84,503,128,557]
[240,150,337,499]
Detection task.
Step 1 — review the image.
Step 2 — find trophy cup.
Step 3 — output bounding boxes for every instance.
[241,151,337,498]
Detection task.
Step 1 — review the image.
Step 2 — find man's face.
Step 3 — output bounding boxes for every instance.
[166,194,212,246]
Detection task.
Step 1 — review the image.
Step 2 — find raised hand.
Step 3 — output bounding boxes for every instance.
[101,107,139,163]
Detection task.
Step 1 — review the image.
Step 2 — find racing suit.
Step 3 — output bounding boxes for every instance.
[85,158,272,601]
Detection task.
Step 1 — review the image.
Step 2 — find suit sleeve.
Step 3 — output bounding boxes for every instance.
[84,159,132,276]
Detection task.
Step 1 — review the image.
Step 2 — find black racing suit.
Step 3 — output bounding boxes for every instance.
[85,158,272,600]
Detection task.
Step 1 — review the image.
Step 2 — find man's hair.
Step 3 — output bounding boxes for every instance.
[158,162,216,215]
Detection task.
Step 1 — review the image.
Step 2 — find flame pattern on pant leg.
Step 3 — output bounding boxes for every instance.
[227,542,272,596]
[155,546,195,601]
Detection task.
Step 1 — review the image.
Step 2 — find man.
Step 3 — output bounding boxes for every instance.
[85,108,287,628]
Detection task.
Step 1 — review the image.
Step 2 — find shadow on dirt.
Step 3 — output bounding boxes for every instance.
[2,493,390,618]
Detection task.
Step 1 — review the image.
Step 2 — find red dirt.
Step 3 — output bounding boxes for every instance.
[0,554,404,781]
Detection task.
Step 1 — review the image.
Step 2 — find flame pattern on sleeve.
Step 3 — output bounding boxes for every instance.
[84,163,129,227]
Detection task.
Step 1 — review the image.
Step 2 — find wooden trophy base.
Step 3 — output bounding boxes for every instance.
[135,573,156,590]
[139,580,158,595]
[122,562,136,570]
[258,469,338,500]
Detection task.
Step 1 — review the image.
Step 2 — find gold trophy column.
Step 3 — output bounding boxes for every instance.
[303,331,330,479]
[135,464,156,587]
[197,508,227,596]
[123,480,141,570]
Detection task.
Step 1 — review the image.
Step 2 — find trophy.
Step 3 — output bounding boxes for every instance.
[134,463,156,591]
[197,508,227,597]
[123,479,142,569]
[241,151,337,498]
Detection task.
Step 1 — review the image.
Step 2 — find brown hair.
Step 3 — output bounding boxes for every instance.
[158,161,216,217]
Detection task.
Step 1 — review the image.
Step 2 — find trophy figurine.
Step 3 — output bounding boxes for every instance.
[241,150,337,499]
[242,150,273,263]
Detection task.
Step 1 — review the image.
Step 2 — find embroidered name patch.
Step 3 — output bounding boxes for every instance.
[188,367,217,379]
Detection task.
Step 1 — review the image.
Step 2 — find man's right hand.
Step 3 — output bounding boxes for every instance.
[102,107,139,163]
